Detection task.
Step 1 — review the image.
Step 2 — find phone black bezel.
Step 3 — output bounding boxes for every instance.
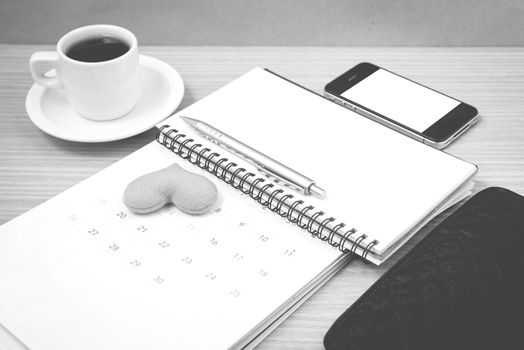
[324,62,478,143]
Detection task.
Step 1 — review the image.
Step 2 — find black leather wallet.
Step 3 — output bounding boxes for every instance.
[324,187,524,350]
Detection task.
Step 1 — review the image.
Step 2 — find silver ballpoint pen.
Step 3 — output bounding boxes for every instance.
[180,116,326,198]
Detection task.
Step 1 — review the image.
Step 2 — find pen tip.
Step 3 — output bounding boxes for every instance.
[179,115,199,128]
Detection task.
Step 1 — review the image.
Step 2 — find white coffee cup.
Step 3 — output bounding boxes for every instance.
[29,25,141,121]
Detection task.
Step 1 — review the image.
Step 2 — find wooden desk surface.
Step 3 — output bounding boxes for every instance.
[1,45,523,349]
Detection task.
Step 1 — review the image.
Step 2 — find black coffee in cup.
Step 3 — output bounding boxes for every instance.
[66,36,130,63]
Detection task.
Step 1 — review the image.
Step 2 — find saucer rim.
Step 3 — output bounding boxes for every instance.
[25,55,184,143]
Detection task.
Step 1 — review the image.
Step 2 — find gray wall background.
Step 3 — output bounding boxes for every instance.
[1,0,523,46]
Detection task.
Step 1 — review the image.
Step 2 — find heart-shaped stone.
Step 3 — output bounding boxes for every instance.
[123,163,218,215]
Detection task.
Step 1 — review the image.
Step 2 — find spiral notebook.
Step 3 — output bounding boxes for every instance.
[156,68,477,264]
[0,68,476,350]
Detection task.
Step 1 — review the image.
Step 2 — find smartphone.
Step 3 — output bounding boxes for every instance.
[324,62,478,149]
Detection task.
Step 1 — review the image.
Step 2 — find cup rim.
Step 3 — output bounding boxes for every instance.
[57,24,137,66]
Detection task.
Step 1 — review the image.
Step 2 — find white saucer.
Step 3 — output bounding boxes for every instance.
[25,55,184,142]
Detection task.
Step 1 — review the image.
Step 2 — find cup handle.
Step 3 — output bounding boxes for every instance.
[29,52,62,89]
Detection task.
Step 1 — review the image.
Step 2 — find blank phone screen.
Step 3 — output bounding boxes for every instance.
[340,69,460,133]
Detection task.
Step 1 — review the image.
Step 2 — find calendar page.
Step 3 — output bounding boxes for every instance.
[0,141,345,350]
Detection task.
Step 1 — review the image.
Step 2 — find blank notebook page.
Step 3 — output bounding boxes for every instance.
[168,67,476,259]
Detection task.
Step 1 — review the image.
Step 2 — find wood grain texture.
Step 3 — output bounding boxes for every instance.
[1,45,523,349]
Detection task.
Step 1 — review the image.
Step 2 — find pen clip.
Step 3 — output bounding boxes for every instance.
[256,166,307,195]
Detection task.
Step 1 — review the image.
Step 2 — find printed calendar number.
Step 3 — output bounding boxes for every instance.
[225,216,253,231]
[205,272,217,281]
[60,209,83,226]
[283,249,296,257]
[211,200,233,216]
[233,253,244,261]
[95,197,108,206]
[130,259,142,267]
[230,289,241,298]
[209,238,219,246]
[67,214,80,223]
[258,234,269,242]
[258,269,269,277]
[136,225,148,233]
[159,205,178,218]
[158,240,170,248]
[87,228,100,236]
[181,256,193,264]
[153,276,164,284]
[108,243,120,251]
[115,211,127,219]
